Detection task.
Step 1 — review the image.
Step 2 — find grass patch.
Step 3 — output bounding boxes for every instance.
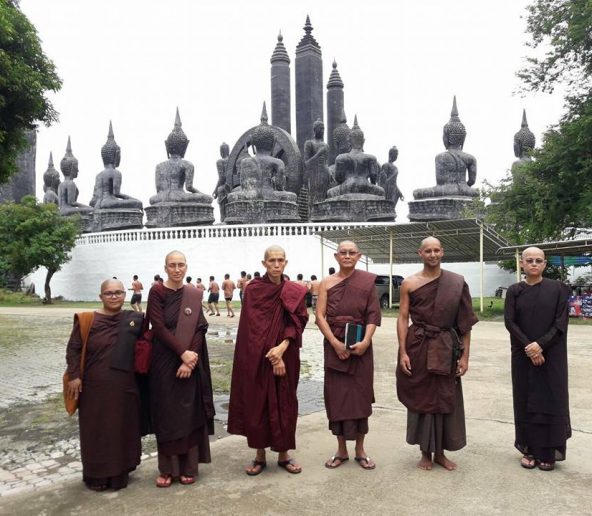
[209,358,233,394]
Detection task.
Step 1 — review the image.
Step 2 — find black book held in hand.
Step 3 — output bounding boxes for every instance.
[344,323,365,350]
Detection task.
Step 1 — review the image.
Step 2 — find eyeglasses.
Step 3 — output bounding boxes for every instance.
[101,290,126,298]
[524,258,545,264]
[337,250,359,256]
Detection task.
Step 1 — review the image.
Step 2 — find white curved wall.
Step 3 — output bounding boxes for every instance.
[28,223,514,302]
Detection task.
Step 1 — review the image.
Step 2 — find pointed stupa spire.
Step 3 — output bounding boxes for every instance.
[260,101,269,124]
[340,107,348,125]
[107,120,114,139]
[48,151,54,168]
[353,114,359,130]
[271,30,290,63]
[514,108,536,152]
[296,14,320,50]
[174,107,182,129]
[66,136,72,155]
[521,108,529,128]
[327,59,344,89]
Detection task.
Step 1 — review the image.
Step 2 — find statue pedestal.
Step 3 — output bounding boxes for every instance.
[92,208,144,232]
[145,203,214,227]
[310,198,395,222]
[407,196,474,222]
[224,199,300,224]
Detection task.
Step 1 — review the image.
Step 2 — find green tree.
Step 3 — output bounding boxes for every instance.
[0,196,80,302]
[0,0,62,183]
[486,0,592,243]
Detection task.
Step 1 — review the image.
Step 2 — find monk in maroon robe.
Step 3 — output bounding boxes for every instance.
[504,246,571,471]
[228,245,309,475]
[397,237,478,471]
[147,250,215,487]
[316,240,381,470]
[66,279,144,491]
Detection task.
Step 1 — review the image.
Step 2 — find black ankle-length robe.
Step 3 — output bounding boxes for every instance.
[228,274,308,451]
[504,278,571,462]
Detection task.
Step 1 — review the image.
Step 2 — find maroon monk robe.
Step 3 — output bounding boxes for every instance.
[228,274,309,451]
[320,270,381,438]
[396,274,477,453]
[504,278,571,462]
[147,283,215,475]
[66,312,141,489]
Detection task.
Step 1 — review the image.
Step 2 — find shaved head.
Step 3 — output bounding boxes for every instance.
[264,245,286,260]
[165,250,186,265]
[420,236,442,250]
[337,240,359,252]
[100,278,124,293]
[521,247,545,260]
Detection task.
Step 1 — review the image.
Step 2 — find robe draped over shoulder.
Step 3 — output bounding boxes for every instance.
[396,272,478,414]
[504,278,571,460]
[228,275,309,451]
[320,269,381,423]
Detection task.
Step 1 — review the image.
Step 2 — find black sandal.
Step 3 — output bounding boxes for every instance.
[245,460,267,476]
[520,454,536,469]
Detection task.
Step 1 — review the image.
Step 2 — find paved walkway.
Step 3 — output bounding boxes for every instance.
[0,309,591,515]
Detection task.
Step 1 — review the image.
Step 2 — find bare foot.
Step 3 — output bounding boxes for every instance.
[417,452,432,471]
[434,453,457,470]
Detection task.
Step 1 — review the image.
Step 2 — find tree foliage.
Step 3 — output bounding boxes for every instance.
[0,0,62,183]
[0,196,80,301]
[486,0,592,244]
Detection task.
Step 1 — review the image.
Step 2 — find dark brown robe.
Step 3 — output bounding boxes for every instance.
[147,283,215,476]
[396,272,478,453]
[504,278,571,462]
[66,311,143,489]
[228,274,309,452]
[320,270,382,440]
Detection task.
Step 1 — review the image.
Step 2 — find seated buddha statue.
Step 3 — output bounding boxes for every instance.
[57,137,94,217]
[42,152,60,206]
[512,109,536,172]
[413,97,478,199]
[149,109,213,206]
[90,122,142,210]
[326,116,385,199]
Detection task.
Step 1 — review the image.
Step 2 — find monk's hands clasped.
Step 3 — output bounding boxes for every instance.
[334,341,350,360]
[176,363,193,379]
[272,358,286,376]
[181,350,199,369]
[266,340,289,366]
[348,340,370,356]
[67,378,82,400]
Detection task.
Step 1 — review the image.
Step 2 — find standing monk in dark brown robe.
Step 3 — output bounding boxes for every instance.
[228,245,309,475]
[397,237,478,471]
[66,279,144,491]
[316,240,381,470]
[504,246,571,471]
[147,250,215,488]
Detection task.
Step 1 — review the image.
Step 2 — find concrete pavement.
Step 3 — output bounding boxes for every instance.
[0,316,590,516]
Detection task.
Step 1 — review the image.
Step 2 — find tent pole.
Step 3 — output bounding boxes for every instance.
[515,249,521,283]
[389,231,393,308]
[320,236,325,276]
[480,224,484,313]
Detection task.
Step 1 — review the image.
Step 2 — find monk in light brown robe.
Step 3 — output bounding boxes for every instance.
[228,245,309,476]
[397,237,478,471]
[504,247,571,471]
[147,251,215,488]
[316,240,381,470]
[66,279,144,491]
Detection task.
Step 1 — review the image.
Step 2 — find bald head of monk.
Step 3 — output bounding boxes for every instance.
[164,250,187,287]
[418,236,444,268]
[262,245,288,284]
[520,247,546,281]
[99,278,126,314]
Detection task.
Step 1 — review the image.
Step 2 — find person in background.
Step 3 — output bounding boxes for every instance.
[221,273,236,317]
[207,276,221,316]
[129,275,144,312]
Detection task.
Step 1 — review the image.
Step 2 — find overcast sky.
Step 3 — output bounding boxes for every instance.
[20,0,565,222]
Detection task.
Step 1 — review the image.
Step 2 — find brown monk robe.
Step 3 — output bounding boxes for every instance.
[396,274,477,457]
[322,270,381,439]
[228,274,309,452]
[66,310,143,490]
[147,282,215,483]
[505,273,571,469]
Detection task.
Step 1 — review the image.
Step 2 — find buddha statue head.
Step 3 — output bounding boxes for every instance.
[333,108,351,154]
[442,96,466,149]
[43,152,60,192]
[349,115,365,151]
[251,102,275,154]
[60,136,79,179]
[101,121,121,167]
[165,108,190,158]
[313,118,325,139]
[513,109,536,159]
[220,142,230,159]
[388,146,399,163]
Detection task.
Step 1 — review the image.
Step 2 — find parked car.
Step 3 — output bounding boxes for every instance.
[374,274,404,309]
